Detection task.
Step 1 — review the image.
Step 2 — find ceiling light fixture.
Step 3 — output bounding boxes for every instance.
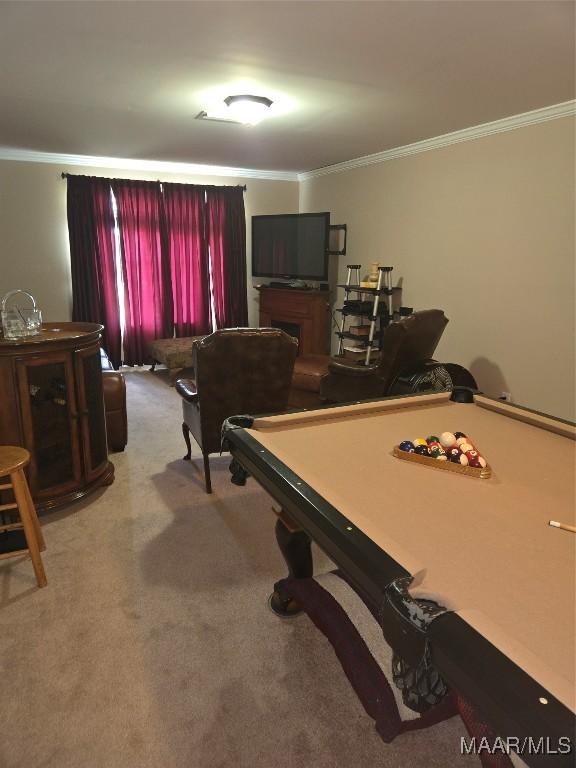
[223,94,273,125]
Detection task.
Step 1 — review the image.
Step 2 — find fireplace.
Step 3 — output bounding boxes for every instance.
[271,320,301,345]
[256,287,330,356]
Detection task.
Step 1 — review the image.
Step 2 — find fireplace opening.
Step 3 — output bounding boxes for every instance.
[271,320,301,346]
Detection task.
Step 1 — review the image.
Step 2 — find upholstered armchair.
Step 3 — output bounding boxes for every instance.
[175,328,298,493]
[320,309,449,403]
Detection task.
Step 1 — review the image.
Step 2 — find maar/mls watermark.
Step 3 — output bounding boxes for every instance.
[461,736,573,757]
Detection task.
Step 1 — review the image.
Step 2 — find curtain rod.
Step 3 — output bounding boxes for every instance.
[60,172,246,191]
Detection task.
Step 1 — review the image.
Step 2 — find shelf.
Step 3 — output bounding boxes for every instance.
[337,308,388,318]
[336,266,395,366]
[336,332,380,347]
[339,352,382,364]
[337,284,400,295]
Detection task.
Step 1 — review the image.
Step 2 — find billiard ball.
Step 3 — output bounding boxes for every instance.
[414,445,430,456]
[413,438,427,447]
[429,445,447,460]
[399,440,415,453]
[459,442,474,453]
[465,450,487,468]
[454,431,467,439]
[447,447,468,465]
[440,432,456,448]
[426,435,440,445]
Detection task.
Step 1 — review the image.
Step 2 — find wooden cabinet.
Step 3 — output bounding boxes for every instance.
[0,323,114,512]
[257,287,330,355]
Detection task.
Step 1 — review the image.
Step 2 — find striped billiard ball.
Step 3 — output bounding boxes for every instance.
[465,450,487,468]
[430,445,448,461]
[447,447,468,465]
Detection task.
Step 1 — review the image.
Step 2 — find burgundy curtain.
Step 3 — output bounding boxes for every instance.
[67,176,247,364]
[162,183,212,337]
[206,186,248,328]
[67,176,122,368]
[113,180,173,365]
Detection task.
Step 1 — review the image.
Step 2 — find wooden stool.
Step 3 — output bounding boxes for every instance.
[0,446,47,588]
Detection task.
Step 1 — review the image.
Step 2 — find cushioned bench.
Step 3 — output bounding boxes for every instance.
[148,335,205,384]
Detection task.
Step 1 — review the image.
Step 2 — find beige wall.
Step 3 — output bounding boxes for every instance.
[1,117,574,419]
[300,117,576,420]
[0,160,298,328]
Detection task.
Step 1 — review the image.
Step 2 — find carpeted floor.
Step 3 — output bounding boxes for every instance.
[0,370,476,768]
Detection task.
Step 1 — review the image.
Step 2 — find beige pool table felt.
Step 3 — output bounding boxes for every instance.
[250,393,576,713]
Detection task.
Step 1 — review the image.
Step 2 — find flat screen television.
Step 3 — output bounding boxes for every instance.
[252,212,330,280]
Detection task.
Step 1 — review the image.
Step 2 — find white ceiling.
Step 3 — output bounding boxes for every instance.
[0,1,574,173]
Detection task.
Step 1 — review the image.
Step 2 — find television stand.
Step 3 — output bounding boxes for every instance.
[268,281,310,290]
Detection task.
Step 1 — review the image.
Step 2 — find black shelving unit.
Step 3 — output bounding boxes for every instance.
[335,265,400,365]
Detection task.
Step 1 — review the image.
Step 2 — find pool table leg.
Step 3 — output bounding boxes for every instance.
[270,516,313,617]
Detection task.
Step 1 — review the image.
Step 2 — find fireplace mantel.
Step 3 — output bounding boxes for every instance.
[256,287,331,356]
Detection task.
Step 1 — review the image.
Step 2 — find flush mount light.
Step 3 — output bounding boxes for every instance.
[223,94,273,125]
[195,90,279,126]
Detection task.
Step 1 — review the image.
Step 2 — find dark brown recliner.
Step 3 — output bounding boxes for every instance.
[320,309,449,403]
[175,328,298,493]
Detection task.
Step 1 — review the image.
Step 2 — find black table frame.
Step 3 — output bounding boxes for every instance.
[223,395,575,767]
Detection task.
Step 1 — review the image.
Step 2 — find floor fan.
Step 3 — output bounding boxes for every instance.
[389,362,478,396]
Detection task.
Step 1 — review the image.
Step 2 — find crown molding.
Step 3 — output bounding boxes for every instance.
[0,148,299,182]
[298,100,576,181]
[1,100,573,183]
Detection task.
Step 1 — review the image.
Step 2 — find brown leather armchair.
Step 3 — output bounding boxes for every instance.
[175,328,298,493]
[320,309,449,403]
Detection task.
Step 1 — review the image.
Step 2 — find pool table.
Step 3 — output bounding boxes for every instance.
[223,391,575,766]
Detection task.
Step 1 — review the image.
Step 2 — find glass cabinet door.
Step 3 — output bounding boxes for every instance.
[75,346,108,481]
[16,353,82,496]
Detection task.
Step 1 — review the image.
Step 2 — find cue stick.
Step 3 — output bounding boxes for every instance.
[548,520,576,533]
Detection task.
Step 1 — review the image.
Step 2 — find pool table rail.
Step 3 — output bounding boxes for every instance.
[224,417,452,683]
[430,612,576,767]
[224,418,409,609]
[222,400,576,767]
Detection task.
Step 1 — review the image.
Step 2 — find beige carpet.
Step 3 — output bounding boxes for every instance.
[0,369,476,768]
